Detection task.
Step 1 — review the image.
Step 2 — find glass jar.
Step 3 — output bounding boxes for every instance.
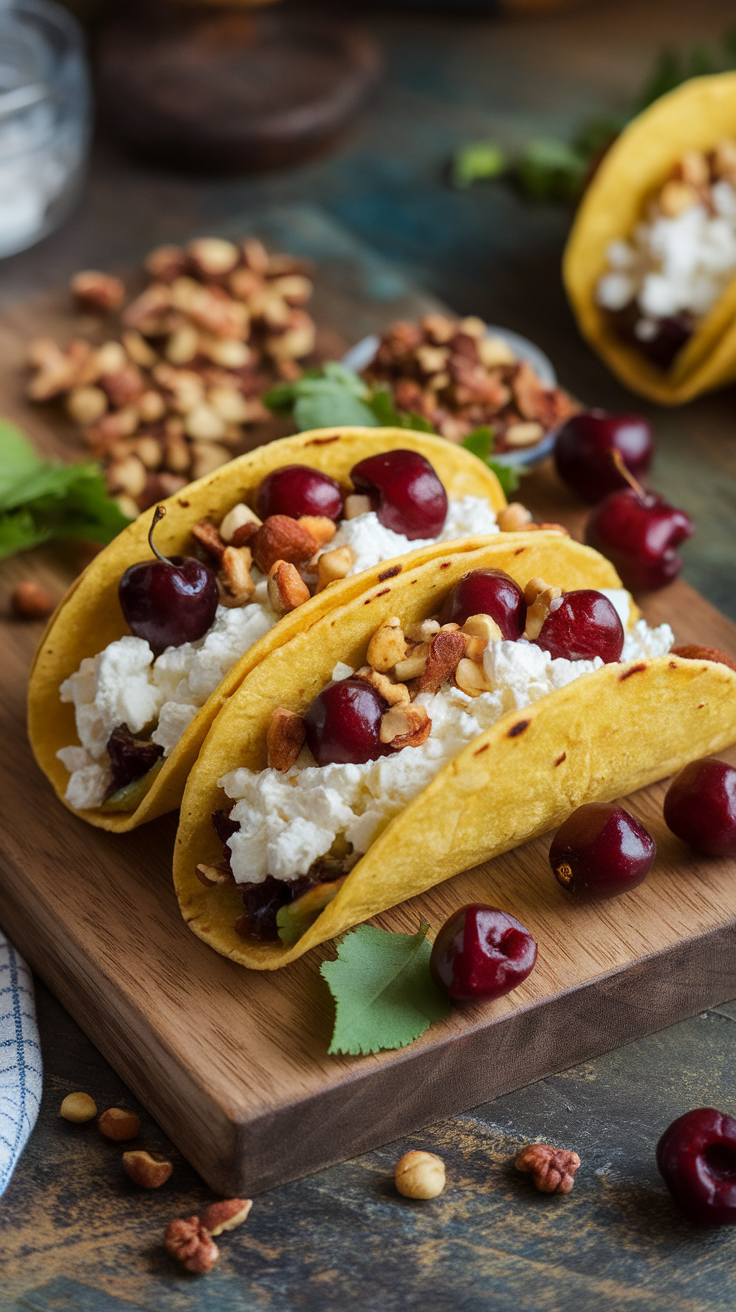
[0,0,91,259]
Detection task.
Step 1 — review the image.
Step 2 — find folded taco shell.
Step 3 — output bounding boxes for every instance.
[169,532,736,973]
[564,72,736,404]
[28,427,506,832]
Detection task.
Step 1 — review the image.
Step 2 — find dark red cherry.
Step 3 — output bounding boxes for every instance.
[304,677,388,766]
[549,802,655,899]
[664,757,736,858]
[554,410,653,503]
[118,506,218,656]
[535,590,624,663]
[657,1108,736,1226]
[256,465,343,522]
[350,450,447,539]
[439,568,526,639]
[430,904,537,1003]
[586,487,694,592]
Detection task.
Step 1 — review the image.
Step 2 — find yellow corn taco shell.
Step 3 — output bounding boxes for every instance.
[564,73,736,404]
[28,427,506,832]
[169,531,735,973]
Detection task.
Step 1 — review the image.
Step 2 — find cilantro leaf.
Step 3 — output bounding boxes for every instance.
[263,365,378,429]
[488,460,520,498]
[452,142,507,189]
[515,139,589,203]
[0,418,131,560]
[321,921,449,1056]
[461,428,520,497]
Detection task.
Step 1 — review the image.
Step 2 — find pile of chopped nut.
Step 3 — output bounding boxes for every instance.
[362,314,578,449]
[25,237,318,516]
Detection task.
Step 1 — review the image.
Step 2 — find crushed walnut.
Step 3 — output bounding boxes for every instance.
[25,237,318,517]
[362,314,578,449]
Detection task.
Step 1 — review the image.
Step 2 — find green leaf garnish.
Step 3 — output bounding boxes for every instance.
[515,139,589,203]
[321,920,449,1056]
[461,428,520,497]
[0,418,131,560]
[452,142,507,189]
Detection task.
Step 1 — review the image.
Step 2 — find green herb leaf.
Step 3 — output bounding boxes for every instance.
[462,425,495,462]
[515,139,589,202]
[263,364,377,429]
[452,142,507,189]
[0,418,45,505]
[321,921,449,1056]
[488,460,521,498]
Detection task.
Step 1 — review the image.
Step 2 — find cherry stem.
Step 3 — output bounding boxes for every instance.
[148,505,173,566]
[611,448,647,501]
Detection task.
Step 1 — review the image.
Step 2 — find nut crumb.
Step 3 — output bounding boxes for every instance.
[200,1198,252,1235]
[515,1143,580,1194]
[98,1107,141,1141]
[122,1149,173,1189]
[12,581,54,619]
[395,1150,446,1199]
[60,1091,97,1123]
[267,707,306,772]
[165,1216,219,1274]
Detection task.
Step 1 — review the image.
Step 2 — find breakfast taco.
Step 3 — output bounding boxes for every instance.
[564,72,736,404]
[28,426,510,832]
[173,533,736,971]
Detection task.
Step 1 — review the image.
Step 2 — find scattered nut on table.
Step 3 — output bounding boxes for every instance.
[97,1107,141,1141]
[200,1198,253,1235]
[165,1216,219,1274]
[514,1143,581,1194]
[394,1150,446,1199]
[59,1091,97,1123]
[122,1149,173,1189]
[12,581,54,619]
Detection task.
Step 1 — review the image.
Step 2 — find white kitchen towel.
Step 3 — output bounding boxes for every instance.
[0,927,42,1195]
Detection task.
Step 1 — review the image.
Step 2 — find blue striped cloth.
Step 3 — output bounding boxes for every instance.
[0,928,42,1196]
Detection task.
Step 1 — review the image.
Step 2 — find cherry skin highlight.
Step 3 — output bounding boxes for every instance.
[535,590,624,664]
[118,506,218,656]
[664,757,736,858]
[554,410,653,503]
[439,568,526,639]
[350,450,447,539]
[586,488,694,592]
[429,904,537,1002]
[657,1108,736,1225]
[304,677,388,766]
[256,464,343,522]
[549,802,656,899]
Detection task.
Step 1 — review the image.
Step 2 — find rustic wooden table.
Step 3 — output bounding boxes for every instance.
[3,1,736,1308]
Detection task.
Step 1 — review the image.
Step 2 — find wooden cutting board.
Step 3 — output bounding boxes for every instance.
[2,232,736,1197]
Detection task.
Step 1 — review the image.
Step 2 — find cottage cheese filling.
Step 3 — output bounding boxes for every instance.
[56,496,499,809]
[596,179,736,335]
[219,613,674,887]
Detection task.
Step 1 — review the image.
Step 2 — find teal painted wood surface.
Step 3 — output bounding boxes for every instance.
[3,0,736,1306]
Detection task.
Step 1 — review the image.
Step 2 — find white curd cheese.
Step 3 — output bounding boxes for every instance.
[55,497,498,808]
[596,180,736,330]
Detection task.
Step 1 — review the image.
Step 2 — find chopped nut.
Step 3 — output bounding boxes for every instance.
[405,618,440,644]
[421,312,455,344]
[184,403,226,442]
[192,519,226,562]
[267,560,310,614]
[67,385,108,425]
[60,1091,97,1123]
[195,863,234,887]
[712,139,736,181]
[166,324,200,366]
[251,515,318,574]
[523,578,562,640]
[496,502,533,532]
[395,1150,445,1199]
[200,1198,253,1236]
[270,274,313,305]
[122,1149,173,1189]
[134,436,163,470]
[367,616,407,672]
[191,442,231,479]
[316,545,354,590]
[217,546,255,607]
[71,269,125,313]
[344,493,373,520]
[145,244,188,283]
[459,315,486,339]
[165,1216,219,1274]
[504,421,545,449]
[98,1107,141,1141]
[455,657,493,697]
[153,363,204,413]
[188,237,240,278]
[515,1143,580,1194]
[477,334,516,368]
[266,310,316,361]
[659,178,700,218]
[107,454,147,499]
[242,237,270,273]
[201,336,251,370]
[267,707,306,771]
[122,329,158,367]
[229,265,262,301]
[297,515,336,546]
[90,405,140,442]
[677,148,709,189]
[393,649,428,682]
[123,283,172,331]
[27,336,65,370]
[164,427,192,474]
[219,502,261,542]
[27,347,81,400]
[461,613,502,644]
[139,389,166,423]
[380,703,431,749]
[418,629,466,694]
[355,666,410,706]
[208,386,250,424]
[416,344,450,375]
[90,340,128,378]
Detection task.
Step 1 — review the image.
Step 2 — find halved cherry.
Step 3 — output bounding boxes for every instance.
[350,450,447,539]
[304,677,388,766]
